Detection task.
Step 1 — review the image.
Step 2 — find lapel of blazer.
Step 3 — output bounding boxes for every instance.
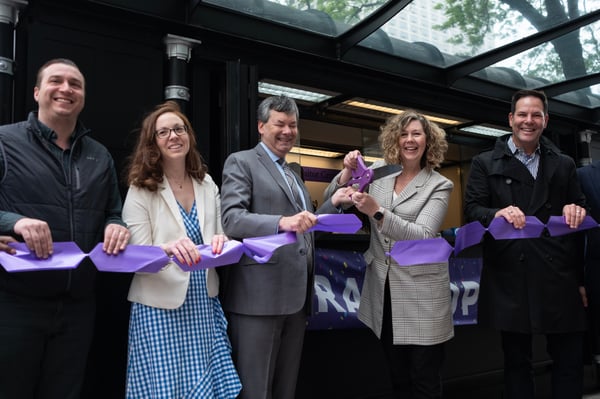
[158,177,185,227]
[527,145,559,215]
[191,178,206,231]
[255,144,301,209]
[391,168,429,209]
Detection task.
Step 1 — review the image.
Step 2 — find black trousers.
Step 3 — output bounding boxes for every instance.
[0,290,95,399]
[380,281,445,399]
[501,330,584,399]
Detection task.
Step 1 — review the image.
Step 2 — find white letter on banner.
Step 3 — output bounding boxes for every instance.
[342,277,360,313]
[461,281,479,315]
[449,282,459,314]
[314,275,346,312]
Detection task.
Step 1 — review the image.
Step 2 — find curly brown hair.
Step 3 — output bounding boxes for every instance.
[125,101,207,191]
[379,110,448,169]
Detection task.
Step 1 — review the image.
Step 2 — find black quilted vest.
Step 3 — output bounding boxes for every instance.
[0,113,113,298]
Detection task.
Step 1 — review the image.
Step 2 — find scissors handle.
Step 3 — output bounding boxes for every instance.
[347,155,372,192]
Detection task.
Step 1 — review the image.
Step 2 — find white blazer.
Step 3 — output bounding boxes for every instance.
[123,174,222,309]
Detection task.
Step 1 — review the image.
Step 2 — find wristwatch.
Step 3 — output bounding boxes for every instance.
[373,207,384,221]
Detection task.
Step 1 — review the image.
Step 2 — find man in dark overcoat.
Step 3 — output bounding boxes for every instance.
[464,89,588,399]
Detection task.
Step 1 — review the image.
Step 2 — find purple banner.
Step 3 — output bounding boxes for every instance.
[307,248,482,330]
[308,248,366,330]
[302,167,339,183]
[449,258,482,325]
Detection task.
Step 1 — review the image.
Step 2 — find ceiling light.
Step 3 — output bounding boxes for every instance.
[290,146,345,158]
[258,82,335,103]
[344,100,463,126]
[362,155,384,163]
[346,100,403,115]
[291,147,383,162]
[459,124,510,137]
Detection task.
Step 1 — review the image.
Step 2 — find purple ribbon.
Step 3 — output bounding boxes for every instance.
[0,232,298,273]
[0,242,87,272]
[172,240,245,271]
[241,232,297,263]
[387,237,453,266]
[89,244,169,273]
[307,214,362,233]
[3,215,599,272]
[487,216,545,240]
[454,215,600,256]
[453,221,486,255]
[546,215,598,237]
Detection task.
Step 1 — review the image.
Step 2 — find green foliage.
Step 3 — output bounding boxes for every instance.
[279,0,385,24]
[434,0,599,82]
[278,0,600,84]
[434,0,513,52]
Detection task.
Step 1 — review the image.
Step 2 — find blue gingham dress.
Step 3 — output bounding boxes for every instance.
[126,201,241,398]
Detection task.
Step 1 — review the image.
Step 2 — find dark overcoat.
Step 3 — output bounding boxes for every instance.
[464,134,586,334]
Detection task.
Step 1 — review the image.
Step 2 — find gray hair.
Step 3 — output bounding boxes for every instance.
[257,95,299,123]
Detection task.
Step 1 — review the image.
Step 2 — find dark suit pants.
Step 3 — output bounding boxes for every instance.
[381,281,445,399]
[227,310,307,399]
[0,290,95,399]
[501,330,584,399]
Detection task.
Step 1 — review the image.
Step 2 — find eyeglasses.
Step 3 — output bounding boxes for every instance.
[155,125,188,139]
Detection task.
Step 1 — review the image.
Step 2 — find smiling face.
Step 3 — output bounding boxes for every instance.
[509,95,548,154]
[258,110,298,159]
[154,112,190,164]
[34,62,85,125]
[398,119,427,167]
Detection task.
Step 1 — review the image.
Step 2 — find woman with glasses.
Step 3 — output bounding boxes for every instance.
[122,101,241,398]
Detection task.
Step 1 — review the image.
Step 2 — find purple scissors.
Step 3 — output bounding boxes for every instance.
[347,155,403,192]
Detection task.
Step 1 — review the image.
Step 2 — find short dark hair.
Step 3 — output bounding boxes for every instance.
[511,89,548,115]
[35,58,82,87]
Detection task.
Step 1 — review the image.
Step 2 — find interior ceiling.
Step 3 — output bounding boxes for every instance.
[88,0,600,152]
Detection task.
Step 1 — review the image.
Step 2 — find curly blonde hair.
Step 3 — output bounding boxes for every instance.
[379,110,448,169]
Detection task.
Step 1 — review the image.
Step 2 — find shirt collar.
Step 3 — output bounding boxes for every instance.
[508,136,540,156]
[34,114,80,145]
[260,142,281,164]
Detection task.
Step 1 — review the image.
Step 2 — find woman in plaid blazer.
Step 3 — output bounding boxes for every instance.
[325,110,454,399]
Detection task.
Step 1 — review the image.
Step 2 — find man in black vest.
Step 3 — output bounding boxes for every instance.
[0,58,130,399]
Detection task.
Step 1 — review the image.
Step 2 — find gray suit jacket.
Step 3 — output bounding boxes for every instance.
[220,143,338,316]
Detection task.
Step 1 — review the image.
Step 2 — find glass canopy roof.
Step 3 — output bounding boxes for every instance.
[201,0,600,110]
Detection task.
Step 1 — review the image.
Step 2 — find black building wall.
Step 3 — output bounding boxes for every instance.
[7,2,598,399]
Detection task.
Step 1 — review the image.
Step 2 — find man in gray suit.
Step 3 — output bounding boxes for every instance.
[220,95,352,399]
